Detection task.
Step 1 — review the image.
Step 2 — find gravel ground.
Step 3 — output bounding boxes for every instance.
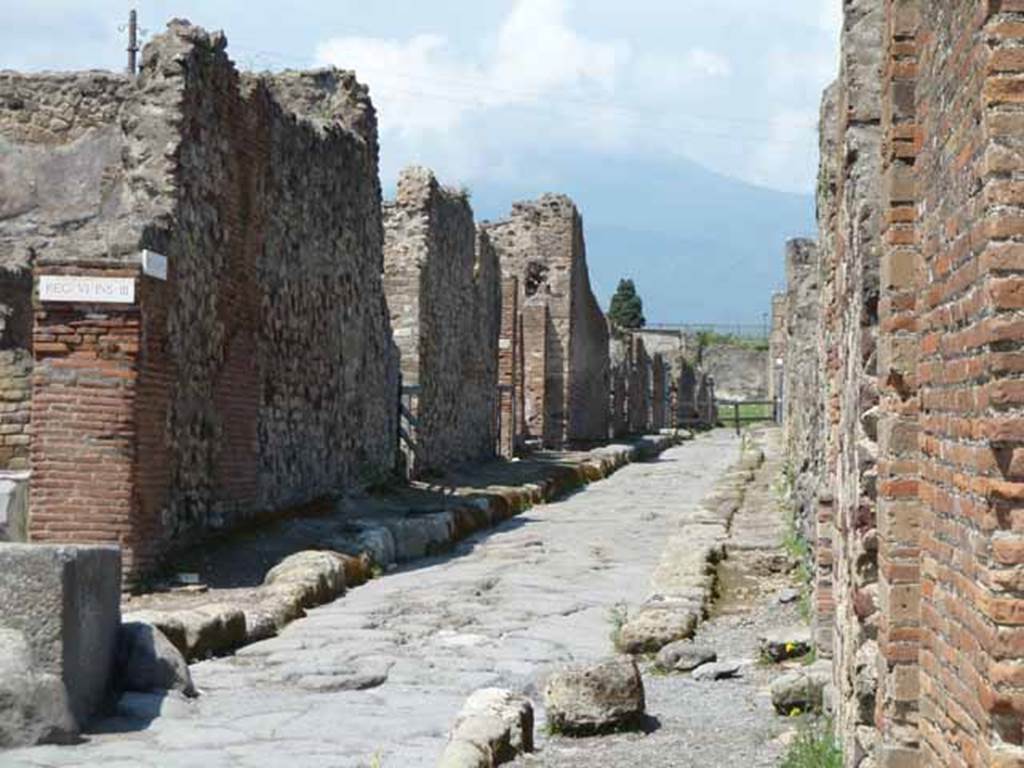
[513,428,803,768]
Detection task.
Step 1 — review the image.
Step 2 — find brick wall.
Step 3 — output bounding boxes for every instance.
[498,277,520,458]
[912,4,1024,766]
[788,1,1024,765]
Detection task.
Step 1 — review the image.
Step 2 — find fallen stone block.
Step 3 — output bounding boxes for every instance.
[543,656,645,735]
[617,605,699,654]
[771,661,832,715]
[691,660,745,681]
[121,611,188,658]
[0,543,121,743]
[116,622,196,697]
[655,641,717,672]
[439,687,534,768]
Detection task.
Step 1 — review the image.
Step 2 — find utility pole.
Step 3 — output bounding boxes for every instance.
[127,9,138,76]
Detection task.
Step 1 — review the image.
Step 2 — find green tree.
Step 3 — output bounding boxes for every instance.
[608,278,646,330]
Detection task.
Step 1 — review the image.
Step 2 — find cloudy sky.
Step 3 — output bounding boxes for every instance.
[2,1,842,321]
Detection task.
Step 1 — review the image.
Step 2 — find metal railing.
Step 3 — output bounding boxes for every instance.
[643,322,769,341]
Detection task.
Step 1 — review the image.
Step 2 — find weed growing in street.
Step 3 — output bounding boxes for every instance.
[608,601,630,650]
[780,717,842,768]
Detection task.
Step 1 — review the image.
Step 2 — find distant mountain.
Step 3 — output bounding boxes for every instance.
[464,149,816,326]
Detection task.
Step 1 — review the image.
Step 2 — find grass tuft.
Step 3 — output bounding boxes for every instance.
[608,601,630,650]
[779,718,842,768]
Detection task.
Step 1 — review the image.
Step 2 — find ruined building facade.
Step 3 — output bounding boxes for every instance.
[383,167,501,475]
[484,196,610,447]
[0,23,399,578]
[0,20,657,583]
[784,1,1024,765]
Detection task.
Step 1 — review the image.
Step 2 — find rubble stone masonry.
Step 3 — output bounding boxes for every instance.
[383,167,500,475]
[0,22,398,579]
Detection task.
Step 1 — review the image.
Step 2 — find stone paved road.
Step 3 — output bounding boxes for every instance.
[7,431,741,768]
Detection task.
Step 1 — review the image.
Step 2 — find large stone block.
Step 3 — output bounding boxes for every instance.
[0,544,121,735]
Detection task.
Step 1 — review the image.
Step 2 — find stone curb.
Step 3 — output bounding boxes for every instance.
[438,688,534,767]
[618,437,765,655]
[126,433,685,663]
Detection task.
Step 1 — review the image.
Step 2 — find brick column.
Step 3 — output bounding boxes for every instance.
[28,266,144,571]
[498,277,519,457]
[521,298,550,445]
[876,1,922,765]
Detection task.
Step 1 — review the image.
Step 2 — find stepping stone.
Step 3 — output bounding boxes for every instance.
[544,656,645,735]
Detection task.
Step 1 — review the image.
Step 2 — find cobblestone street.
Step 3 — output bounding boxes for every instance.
[4,430,783,768]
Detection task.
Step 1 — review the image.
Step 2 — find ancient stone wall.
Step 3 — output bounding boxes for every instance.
[609,333,630,438]
[0,72,134,475]
[628,336,651,435]
[651,354,667,430]
[1,22,398,579]
[699,343,769,401]
[634,328,700,428]
[875,3,921,763]
[789,1,1024,765]
[483,195,609,447]
[768,292,787,403]
[782,239,824,550]
[383,167,500,474]
[0,266,32,471]
[827,2,886,763]
[608,331,675,435]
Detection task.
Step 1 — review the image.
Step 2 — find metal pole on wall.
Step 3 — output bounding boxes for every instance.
[127,10,138,76]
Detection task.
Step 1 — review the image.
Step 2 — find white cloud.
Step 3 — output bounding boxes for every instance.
[685,48,732,79]
[314,0,835,194]
[315,0,626,146]
[315,0,748,186]
[747,108,819,191]
[489,0,625,96]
